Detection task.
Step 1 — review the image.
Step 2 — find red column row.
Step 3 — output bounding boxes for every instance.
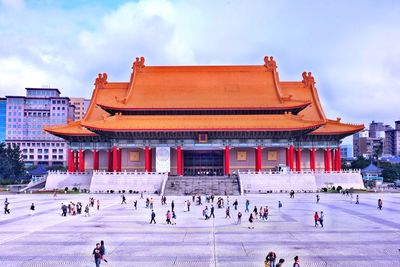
[177,145,182,176]
[296,148,301,172]
[310,148,316,172]
[255,145,262,172]
[225,145,230,175]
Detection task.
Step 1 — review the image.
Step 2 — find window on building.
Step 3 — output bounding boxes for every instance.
[58,155,63,160]
[52,155,57,159]
[38,149,42,153]
[29,149,34,153]
[29,155,34,159]
[52,149,57,153]
[44,155,49,159]
[38,155,42,159]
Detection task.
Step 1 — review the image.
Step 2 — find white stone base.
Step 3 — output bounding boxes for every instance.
[45,172,92,191]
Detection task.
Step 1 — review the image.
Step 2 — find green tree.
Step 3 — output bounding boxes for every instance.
[0,143,25,180]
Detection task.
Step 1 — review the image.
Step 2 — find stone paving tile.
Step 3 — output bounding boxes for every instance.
[0,193,399,267]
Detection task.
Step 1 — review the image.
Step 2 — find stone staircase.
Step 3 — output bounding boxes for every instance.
[164,175,241,196]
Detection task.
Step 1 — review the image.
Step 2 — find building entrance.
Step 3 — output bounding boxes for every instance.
[183,150,224,176]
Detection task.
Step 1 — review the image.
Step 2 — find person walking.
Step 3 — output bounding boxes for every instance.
[121,194,127,204]
[318,211,324,228]
[30,203,35,216]
[225,206,231,218]
[265,251,277,267]
[171,200,175,213]
[99,240,108,263]
[355,195,359,204]
[378,199,383,210]
[233,199,238,210]
[166,210,172,225]
[134,200,137,210]
[248,213,254,229]
[314,211,319,227]
[4,199,10,214]
[92,243,102,267]
[187,200,191,212]
[293,256,300,267]
[316,194,320,203]
[150,210,156,224]
[253,206,258,219]
[172,210,177,225]
[84,205,90,217]
[278,201,282,210]
[276,258,285,267]
[203,206,209,220]
[237,211,242,225]
[210,204,215,218]
[264,207,269,221]
[97,200,100,210]
[245,199,250,212]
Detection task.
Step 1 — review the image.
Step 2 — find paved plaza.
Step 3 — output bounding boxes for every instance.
[0,192,399,267]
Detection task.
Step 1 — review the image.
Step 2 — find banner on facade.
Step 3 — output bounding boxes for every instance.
[156,147,171,173]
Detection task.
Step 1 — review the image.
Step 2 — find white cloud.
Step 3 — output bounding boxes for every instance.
[0,0,399,129]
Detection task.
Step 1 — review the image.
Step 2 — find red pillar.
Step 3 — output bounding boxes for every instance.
[177,146,182,176]
[67,149,74,172]
[145,145,150,172]
[296,148,301,172]
[289,145,294,171]
[93,149,99,171]
[286,147,289,167]
[74,151,78,172]
[336,147,341,171]
[325,148,331,172]
[224,145,230,175]
[78,149,85,172]
[310,148,316,172]
[256,145,262,172]
[112,146,118,172]
[107,150,113,172]
[331,149,336,172]
[117,148,122,172]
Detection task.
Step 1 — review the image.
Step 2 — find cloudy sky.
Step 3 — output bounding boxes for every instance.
[1,0,399,131]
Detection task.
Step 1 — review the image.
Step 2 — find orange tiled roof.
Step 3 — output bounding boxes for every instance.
[45,120,96,136]
[310,118,364,135]
[82,113,324,132]
[98,61,310,110]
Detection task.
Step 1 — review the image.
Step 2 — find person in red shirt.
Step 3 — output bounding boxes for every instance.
[314,212,319,227]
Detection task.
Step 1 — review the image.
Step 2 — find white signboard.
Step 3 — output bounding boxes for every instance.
[156,147,171,173]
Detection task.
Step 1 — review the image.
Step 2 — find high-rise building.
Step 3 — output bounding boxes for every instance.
[384,121,400,156]
[0,98,6,142]
[340,144,354,159]
[69,97,90,120]
[5,88,75,166]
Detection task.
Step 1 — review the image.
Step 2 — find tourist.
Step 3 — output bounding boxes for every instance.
[100,240,108,263]
[30,203,35,216]
[293,256,300,267]
[145,197,149,208]
[264,206,269,221]
[150,197,154,209]
[278,201,282,210]
[166,210,172,224]
[187,200,191,212]
[97,200,100,210]
[226,206,231,218]
[77,202,82,214]
[92,243,102,267]
[4,198,10,214]
[276,258,285,267]
[121,194,127,204]
[84,205,90,217]
[184,201,187,212]
[265,251,277,267]
[248,213,254,229]
[192,195,195,203]
[203,206,209,220]
[245,199,250,212]
[319,211,324,228]
[378,199,383,210]
[253,206,258,219]
[150,209,156,224]
[198,196,202,205]
[233,199,238,210]
[237,211,242,225]
[61,203,67,217]
[226,195,230,206]
[210,204,215,218]
[314,211,319,227]
[316,194,320,203]
[140,191,143,199]
[172,210,177,225]
[211,194,215,203]
[355,195,359,204]
[133,200,137,210]
[171,200,175,212]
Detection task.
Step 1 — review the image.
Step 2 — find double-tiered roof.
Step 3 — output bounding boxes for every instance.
[45,56,364,140]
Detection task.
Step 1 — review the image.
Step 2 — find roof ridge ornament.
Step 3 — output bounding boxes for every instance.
[264,56,277,71]
[94,73,108,89]
[133,56,145,72]
[302,71,315,87]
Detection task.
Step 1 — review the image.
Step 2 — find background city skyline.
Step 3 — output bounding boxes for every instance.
[1,0,399,129]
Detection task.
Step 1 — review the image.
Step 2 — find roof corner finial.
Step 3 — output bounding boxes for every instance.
[302,71,315,87]
[94,73,108,89]
[132,56,145,72]
[264,56,277,71]
[336,117,341,122]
